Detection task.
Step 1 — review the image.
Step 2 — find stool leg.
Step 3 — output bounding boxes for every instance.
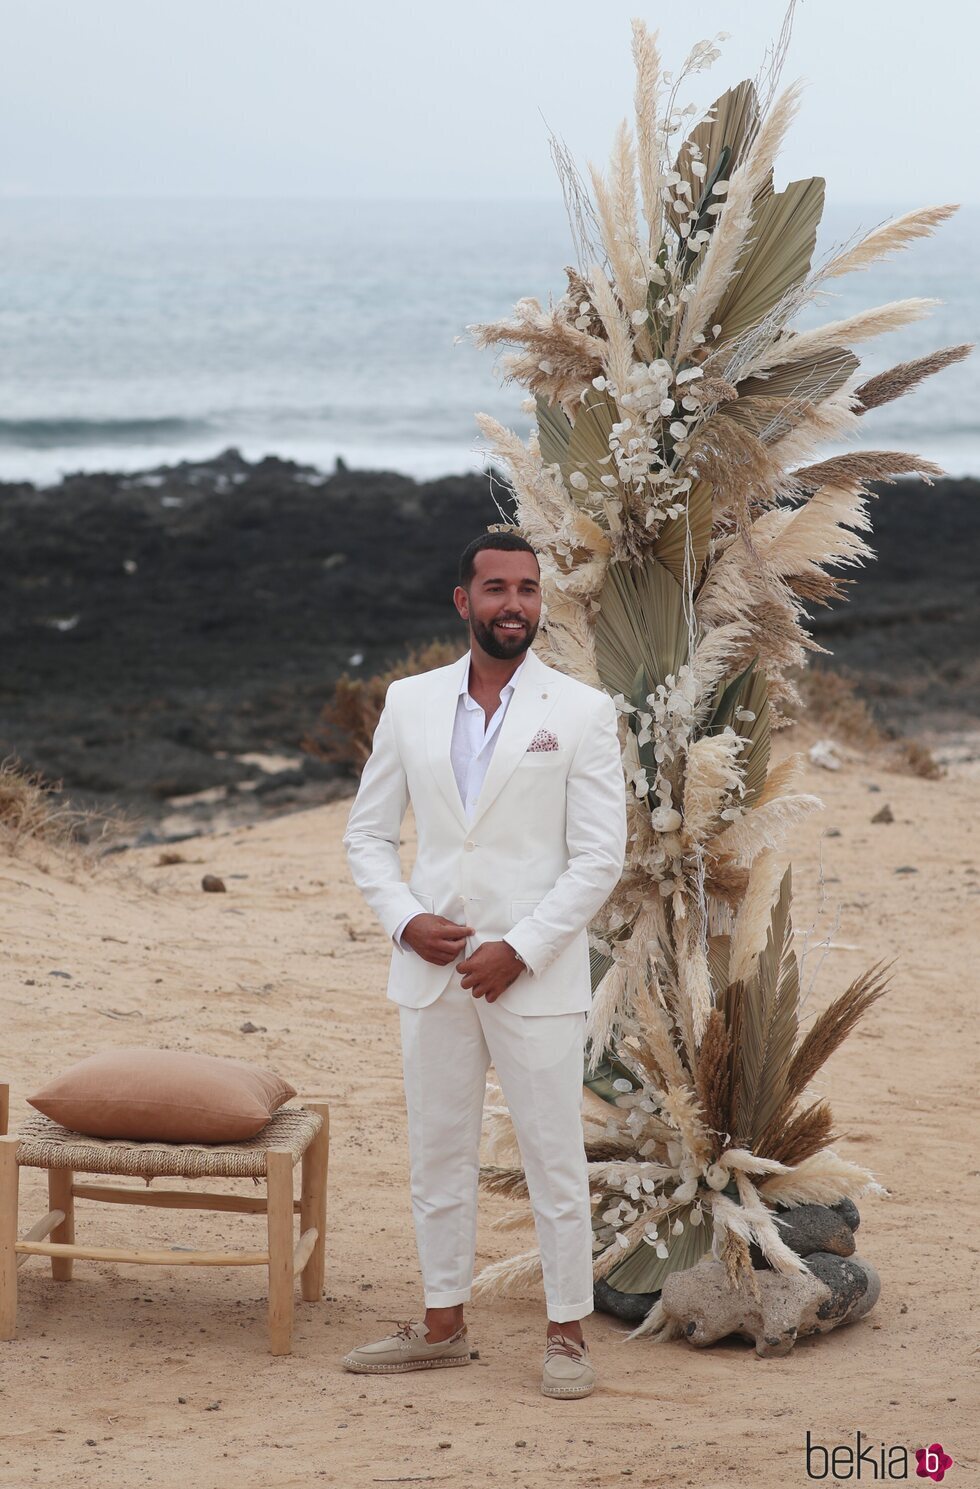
[266,1149,294,1356]
[300,1103,329,1303]
[48,1169,75,1281]
[0,1135,19,1340]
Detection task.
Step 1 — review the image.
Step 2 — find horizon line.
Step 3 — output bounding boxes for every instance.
[1,191,975,211]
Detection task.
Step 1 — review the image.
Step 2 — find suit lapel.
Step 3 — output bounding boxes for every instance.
[424,652,471,831]
[424,647,564,835]
[466,649,563,831]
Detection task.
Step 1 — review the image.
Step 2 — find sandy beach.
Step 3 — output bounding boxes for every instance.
[1,714,976,1488]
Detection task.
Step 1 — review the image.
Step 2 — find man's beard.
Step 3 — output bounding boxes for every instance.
[470,614,538,661]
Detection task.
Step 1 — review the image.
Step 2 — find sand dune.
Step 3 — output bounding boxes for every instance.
[1,723,976,1487]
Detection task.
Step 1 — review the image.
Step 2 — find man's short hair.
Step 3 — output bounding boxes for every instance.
[458,531,540,588]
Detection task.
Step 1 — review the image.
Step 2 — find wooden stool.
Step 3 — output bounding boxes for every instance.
[0,1081,329,1355]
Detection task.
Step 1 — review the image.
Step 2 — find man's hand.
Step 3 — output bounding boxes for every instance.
[402,913,474,966]
[456,940,525,1003]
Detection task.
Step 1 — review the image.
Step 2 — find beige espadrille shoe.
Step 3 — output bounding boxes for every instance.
[541,1330,596,1399]
[341,1318,471,1374]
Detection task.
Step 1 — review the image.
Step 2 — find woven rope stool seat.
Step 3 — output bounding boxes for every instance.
[1,1082,330,1356]
[15,1107,323,1181]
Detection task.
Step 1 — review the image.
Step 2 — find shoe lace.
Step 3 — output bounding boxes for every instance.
[378,1317,466,1344]
[546,1331,586,1361]
[379,1318,421,1343]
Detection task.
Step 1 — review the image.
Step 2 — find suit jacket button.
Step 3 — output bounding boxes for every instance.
[464,840,476,851]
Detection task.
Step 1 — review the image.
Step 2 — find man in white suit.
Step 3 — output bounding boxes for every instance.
[340,532,627,1398]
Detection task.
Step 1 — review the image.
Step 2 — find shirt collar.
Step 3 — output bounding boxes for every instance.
[459,650,528,705]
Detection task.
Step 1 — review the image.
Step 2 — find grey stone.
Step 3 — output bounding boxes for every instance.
[593,1276,660,1323]
[831,1197,861,1233]
[748,1201,857,1267]
[805,1251,880,1321]
[660,1254,879,1358]
[774,1203,857,1257]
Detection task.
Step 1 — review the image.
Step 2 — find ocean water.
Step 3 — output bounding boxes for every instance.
[0,196,977,486]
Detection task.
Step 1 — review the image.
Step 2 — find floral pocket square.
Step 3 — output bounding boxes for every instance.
[526,728,560,753]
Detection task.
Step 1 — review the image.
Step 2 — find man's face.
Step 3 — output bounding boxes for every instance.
[454,548,542,662]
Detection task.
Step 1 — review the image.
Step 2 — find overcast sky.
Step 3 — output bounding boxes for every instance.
[1,0,977,205]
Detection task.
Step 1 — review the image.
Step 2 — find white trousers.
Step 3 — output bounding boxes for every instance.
[398,970,595,1324]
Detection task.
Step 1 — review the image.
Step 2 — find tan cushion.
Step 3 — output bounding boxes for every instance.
[27,1048,297,1142]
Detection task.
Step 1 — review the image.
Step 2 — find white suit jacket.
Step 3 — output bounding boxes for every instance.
[341,645,628,1017]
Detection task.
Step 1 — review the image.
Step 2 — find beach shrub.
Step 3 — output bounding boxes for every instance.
[0,757,84,852]
[303,639,464,773]
[790,667,943,778]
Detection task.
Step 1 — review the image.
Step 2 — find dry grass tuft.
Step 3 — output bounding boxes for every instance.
[303,638,464,773]
[788,666,944,778]
[0,757,111,856]
[794,667,887,750]
[898,739,944,780]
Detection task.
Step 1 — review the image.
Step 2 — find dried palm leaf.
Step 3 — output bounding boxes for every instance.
[704,665,771,806]
[711,176,826,346]
[649,478,714,585]
[731,868,798,1146]
[670,80,761,235]
[728,344,859,403]
[593,555,691,698]
[674,81,804,362]
[604,1202,714,1293]
[706,932,731,995]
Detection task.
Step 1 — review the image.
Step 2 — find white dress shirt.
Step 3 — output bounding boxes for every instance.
[391,650,528,960]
